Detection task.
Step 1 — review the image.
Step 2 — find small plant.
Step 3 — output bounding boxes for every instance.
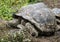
[0,32,23,42]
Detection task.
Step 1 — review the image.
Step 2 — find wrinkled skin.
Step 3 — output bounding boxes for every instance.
[52,8,60,31]
[17,23,38,37]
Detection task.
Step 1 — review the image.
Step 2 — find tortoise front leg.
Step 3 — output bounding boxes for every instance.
[25,22,38,37]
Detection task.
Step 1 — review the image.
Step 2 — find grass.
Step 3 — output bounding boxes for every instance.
[0,0,43,20]
[0,0,29,20]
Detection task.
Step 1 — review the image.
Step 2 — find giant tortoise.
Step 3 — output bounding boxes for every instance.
[8,3,57,37]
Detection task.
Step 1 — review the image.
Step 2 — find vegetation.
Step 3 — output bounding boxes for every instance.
[29,0,43,3]
[0,32,23,42]
[0,0,43,20]
[0,0,29,20]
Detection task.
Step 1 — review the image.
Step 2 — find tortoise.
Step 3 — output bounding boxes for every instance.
[8,3,57,37]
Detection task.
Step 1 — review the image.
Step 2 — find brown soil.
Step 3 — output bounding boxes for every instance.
[0,20,60,42]
[43,0,60,8]
[31,31,60,42]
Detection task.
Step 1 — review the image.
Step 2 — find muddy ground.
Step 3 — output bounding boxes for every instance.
[0,20,60,42]
[31,31,60,42]
[1,26,60,42]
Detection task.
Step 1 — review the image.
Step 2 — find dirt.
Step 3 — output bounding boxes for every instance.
[43,0,60,8]
[31,31,60,42]
[1,27,60,42]
[0,20,60,42]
